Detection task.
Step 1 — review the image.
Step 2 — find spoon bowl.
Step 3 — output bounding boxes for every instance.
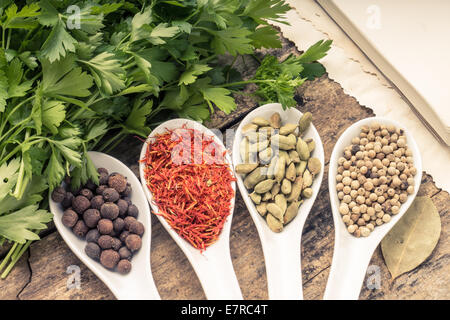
[139,119,242,300]
[232,103,325,300]
[324,117,422,299]
[49,151,160,300]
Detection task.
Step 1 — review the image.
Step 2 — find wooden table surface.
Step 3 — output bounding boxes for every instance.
[1,36,449,300]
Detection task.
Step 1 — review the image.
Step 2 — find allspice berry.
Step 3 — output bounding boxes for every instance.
[97,219,113,235]
[119,247,132,260]
[80,188,93,200]
[61,192,74,209]
[117,259,132,274]
[96,185,107,195]
[72,195,91,214]
[73,220,89,238]
[113,218,125,233]
[119,230,130,243]
[98,235,114,249]
[83,209,101,228]
[85,179,96,191]
[103,188,120,202]
[62,209,78,228]
[97,167,109,175]
[85,243,101,260]
[125,234,142,252]
[108,173,127,193]
[121,184,132,197]
[51,186,66,203]
[117,199,129,217]
[99,173,109,185]
[111,237,122,251]
[91,195,104,210]
[86,229,100,243]
[100,249,120,269]
[128,220,145,236]
[100,202,119,220]
[127,204,139,218]
[124,216,137,230]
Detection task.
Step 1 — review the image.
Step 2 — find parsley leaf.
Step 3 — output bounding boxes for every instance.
[200,87,236,114]
[301,62,326,80]
[243,0,290,24]
[211,28,254,56]
[148,23,179,45]
[42,54,93,97]
[0,205,52,243]
[124,99,152,136]
[6,58,33,98]
[0,158,20,202]
[3,3,40,29]
[297,39,332,63]
[79,52,125,95]
[249,26,282,49]
[42,100,66,134]
[179,64,212,85]
[40,20,77,63]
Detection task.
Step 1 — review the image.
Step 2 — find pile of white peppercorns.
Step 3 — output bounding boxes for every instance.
[335,121,417,237]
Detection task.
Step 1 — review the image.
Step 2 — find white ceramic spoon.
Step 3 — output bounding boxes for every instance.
[324,117,422,300]
[49,151,160,300]
[139,119,242,300]
[232,103,325,300]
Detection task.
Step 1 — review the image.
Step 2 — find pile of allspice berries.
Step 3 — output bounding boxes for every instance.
[336,121,417,237]
[52,168,144,274]
[236,111,322,233]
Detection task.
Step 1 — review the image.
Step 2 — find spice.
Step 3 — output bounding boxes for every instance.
[142,127,235,251]
[237,112,321,232]
[336,122,417,237]
[53,167,145,273]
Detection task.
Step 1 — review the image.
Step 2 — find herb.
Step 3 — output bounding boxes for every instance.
[381,196,441,279]
[0,0,330,276]
[142,127,236,250]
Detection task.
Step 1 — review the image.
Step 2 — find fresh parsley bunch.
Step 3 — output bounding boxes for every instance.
[0,0,331,277]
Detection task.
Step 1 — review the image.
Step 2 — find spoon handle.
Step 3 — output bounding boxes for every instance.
[190,246,243,300]
[262,235,303,300]
[113,271,161,300]
[323,242,376,300]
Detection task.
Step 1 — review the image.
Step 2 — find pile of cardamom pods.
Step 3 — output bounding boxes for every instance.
[236,112,322,232]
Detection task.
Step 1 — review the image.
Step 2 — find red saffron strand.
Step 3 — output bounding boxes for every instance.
[142,127,235,250]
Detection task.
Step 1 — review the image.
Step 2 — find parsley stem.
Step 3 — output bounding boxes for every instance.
[0,243,17,273]
[98,130,125,152]
[116,33,131,48]
[226,55,239,82]
[1,27,5,49]
[6,29,11,50]
[104,134,127,153]
[199,54,217,64]
[1,240,32,279]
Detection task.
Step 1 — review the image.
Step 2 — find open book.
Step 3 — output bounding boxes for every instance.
[317,0,450,145]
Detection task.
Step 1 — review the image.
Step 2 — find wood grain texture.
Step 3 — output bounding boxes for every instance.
[0,35,448,300]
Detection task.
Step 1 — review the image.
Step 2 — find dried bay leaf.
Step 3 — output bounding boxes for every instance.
[381,196,441,279]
